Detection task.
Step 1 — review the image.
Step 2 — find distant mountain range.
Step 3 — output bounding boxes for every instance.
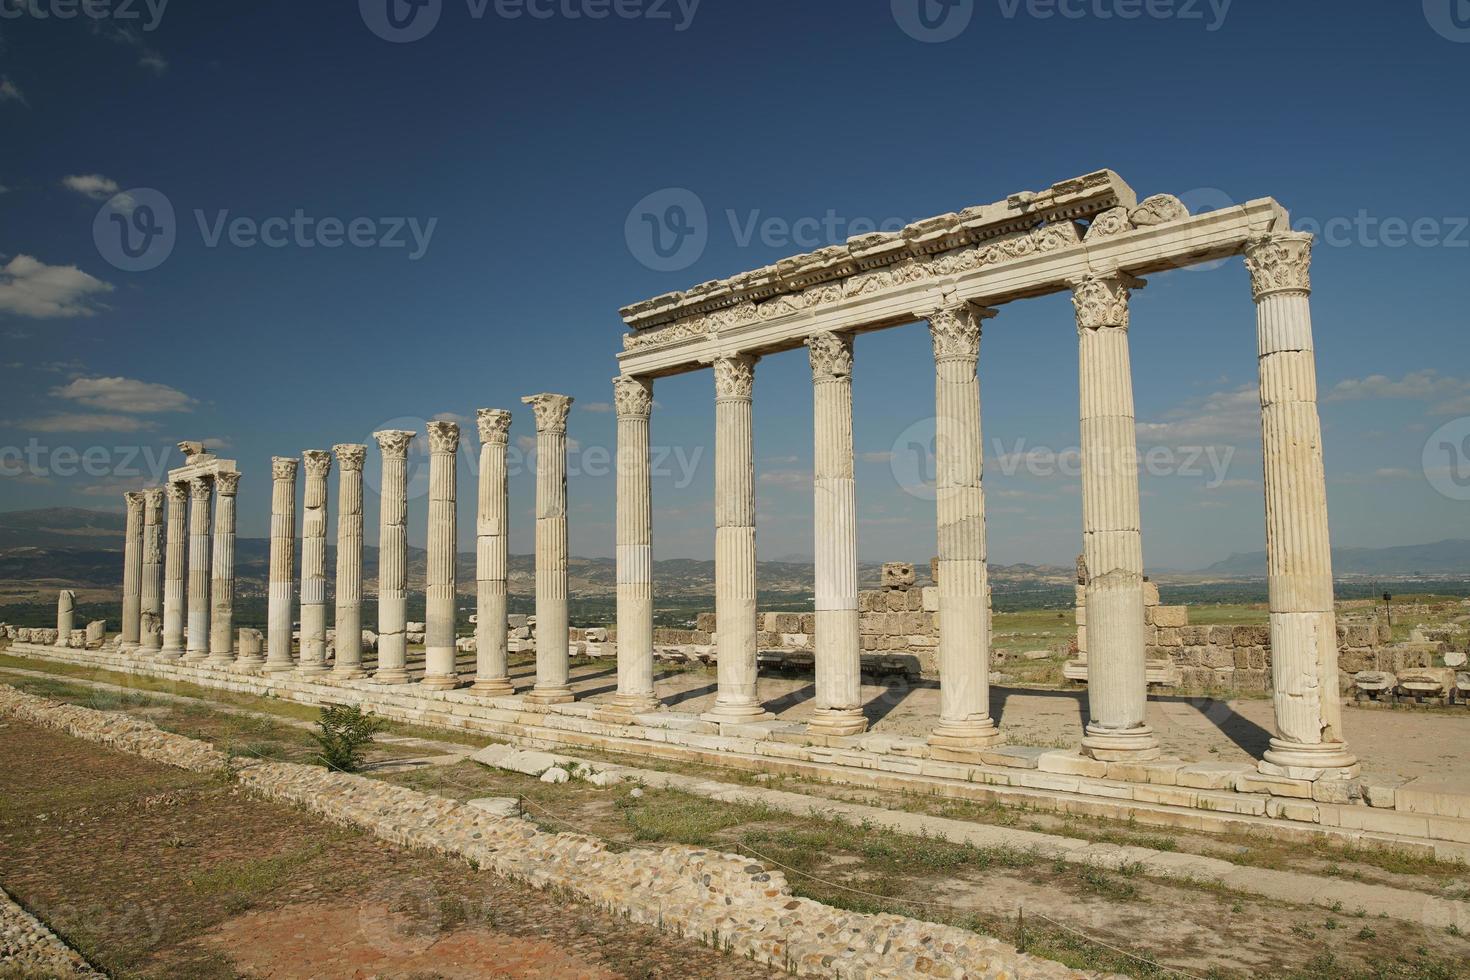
[1192,539,1470,579]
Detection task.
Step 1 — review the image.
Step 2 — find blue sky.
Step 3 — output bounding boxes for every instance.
[0,0,1467,569]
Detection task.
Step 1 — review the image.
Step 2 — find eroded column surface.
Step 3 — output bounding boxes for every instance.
[264,458,298,672]
[473,410,514,695]
[333,444,367,679]
[298,450,333,676]
[703,355,770,722]
[55,589,74,646]
[1073,274,1158,762]
[207,472,240,666]
[522,394,575,705]
[139,488,164,655]
[421,421,461,690]
[613,376,658,711]
[373,430,414,684]
[926,304,1002,750]
[183,477,212,663]
[120,491,144,652]
[1245,232,1358,779]
[807,333,866,736]
[159,482,188,660]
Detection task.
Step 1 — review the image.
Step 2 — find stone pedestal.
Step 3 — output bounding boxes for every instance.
[1245,233,1358,779]
[298,451,332,676]
[373,431,415,684]
[613,377,659,712]
[1071,274,1158,762]
[55,589,74,646]
[421,421,461,690]
[473,410,515,695]
[183,477,212,663]
[806,333,866,736]
[139,488,163,655]
[925,305,1002,749]
[333,444,367,679]
[207,473,240,666]
[159,482,188,661]
[264,458,298,672]
[522,394,575,705]
[119,491,143,652]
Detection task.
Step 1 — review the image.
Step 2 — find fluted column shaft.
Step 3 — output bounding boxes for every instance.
[263,459,298,671]
[926,305,1002,749]
[207,472,240,665]
[373,431,414,684]
[1245,233,1358,778]
[298,451,332,675]
[159,483,187,659]
[473,411,515,694]
[120,491,143,651]
[614,377,657,711]
[183,477,212,662]
[55,589,74,646]
[333,445,367,678]
[523,394,575,704]
[807,334,866,736]
[1072,275,1158,761]
[139,488,163,654]
[421,421,461,689]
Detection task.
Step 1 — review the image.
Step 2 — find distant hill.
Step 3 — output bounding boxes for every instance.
[1196,540,1470,578]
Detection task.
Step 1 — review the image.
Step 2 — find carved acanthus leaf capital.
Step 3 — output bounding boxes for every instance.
[142,487,164,518]
[1244,232,1313,301]
[712,354,757,399]
[612,377,654,419]
[215,471,241,496]
[426,420,461,454]
[333,443,367,471]
[806,331,854,381]
[302,450,334,479]
[521,393,574,432]
[1071,273,1144,331]
[373,430,415,458]
[476,409,513,444]
[924,304,995,363]
[124,490,144,513]
[271,456,299,481]
[188,476,212,500]
[167,482,188,503]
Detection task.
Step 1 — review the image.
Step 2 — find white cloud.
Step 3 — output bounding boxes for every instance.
[1327,369,1470,416]
[12,413,157,433]
[0,180,9,194]
[138,51,168,74]
[758,468,811,488]
[202,436,231,450]
[0,75,27,107]
[61,174,121,200]
[581,402,614,413]
[51,376,197,413]
[857,451,892,463]
[0,255,113,318]
[1137,385,1260,444]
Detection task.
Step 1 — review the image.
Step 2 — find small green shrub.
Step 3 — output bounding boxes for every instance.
[310,704,385,772]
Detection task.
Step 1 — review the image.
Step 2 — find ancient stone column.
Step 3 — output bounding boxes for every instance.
[333,444,368,679]
[421,420,461,690]
[522,394,575,705]
[55,589,74,646]
[1072,274,1158,762]
[139,488,164,655]
[613,376,658,712]
[925,304,1002,750]
[473,409,515,695]
[298,450,333,676]
[1244,233,1359,779]
[806,333,867,736]
[264,458,298,672]
[207,472,240,666]
[159,482,188,661]
[373,430,415,684]
[119,491,144,652]
[183,476,212,663]
[703,355,770,722]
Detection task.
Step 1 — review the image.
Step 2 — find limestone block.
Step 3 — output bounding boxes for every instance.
[540,767,570,784]
[1311,778,1363,805]
[885,591,906,612]
[85,620,106,648]
[1444,650,1467,668]
[407,632,426,645]
[361,630,377,651]
[1233,669,1269,692]
[1176,762,1252,790]
[1036,750,1109,778]
[407,621,426,633]
[1364,784,1397,809]
[237,628,264,657]
[585,627,609,642]
[1180,626,1208,646]
[1142,580,1161,606]
[456,636,477,653]
[1207,626,1234,646]
[774,613,801,633]
[881,562,915,590]
[695,612,718,632]
[506,615,528,629]
[1235,772,1313,799]
[1147,605,1188,628]
[800,614,815,634]
[1265,797,1320,823]
[466,796,521,818]
[921,587,939,612]
[1154,629,1182,648]
[1232,625,1269,647]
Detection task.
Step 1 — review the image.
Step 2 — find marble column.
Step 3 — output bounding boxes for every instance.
[159,482,188,661]
[207,472,240,666]
[264,458,298,672]
[298,450,333,676]
[806,333,867,736]
[119,491,144,652]
[421,420,461,690]
[333,444,368,679]
[55,589,74,646]
[1244,232,1359,779]
[473,409,515,695]
[613,376,659,712]
[183,476,212,663]
[1071,274,1158,762]
[139,488,164,655]
[522,394,575,705]
[703,355,770,722]
[373,430,415,684]
[925,304,1002,750]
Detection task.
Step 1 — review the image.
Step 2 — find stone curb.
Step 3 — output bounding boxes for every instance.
[0,883,105,978]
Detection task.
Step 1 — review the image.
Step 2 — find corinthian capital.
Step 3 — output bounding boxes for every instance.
[924,303,996,362]
[1071,273,1144,331]
[167,481,188,503]
[426,420,461,454]
[373,430,415,458]
[613,376,654,419]
[521,393,573,432]
[215,472,241,496]
[712,354,756,399]
[806,331,853,381]
[476,408,513,445]
[189,476,212,500]
[271,456,299,481]
[333,443,367,471]
[142,487,164,519]
[302,450,333,479]
[1244,232,1313,301]
[124,490,144,513]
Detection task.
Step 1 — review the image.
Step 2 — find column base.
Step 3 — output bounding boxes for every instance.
[332,666,368,680]
[296,663,331,677]
[470,678,516,696]
[205,653,235,668]
[807,707,868,737]
[1081,724,1160,762]
[700,700,772,724]
[234,657,264,672]
[181,652,209,664]
[524,686,575,705]
[156,648,183,662]
[372,669,413,685]
[262,660,296,674]
[138,645,162,660]
[609,693,661,713]
[419,674,462,691]
[1260,739,1360,780]
[119,641,139,654]
[929,718,1004,750]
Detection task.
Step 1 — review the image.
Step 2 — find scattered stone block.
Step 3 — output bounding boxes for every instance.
[467,797,522,818]
[540,767,570,784]
[881,562,915,590]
